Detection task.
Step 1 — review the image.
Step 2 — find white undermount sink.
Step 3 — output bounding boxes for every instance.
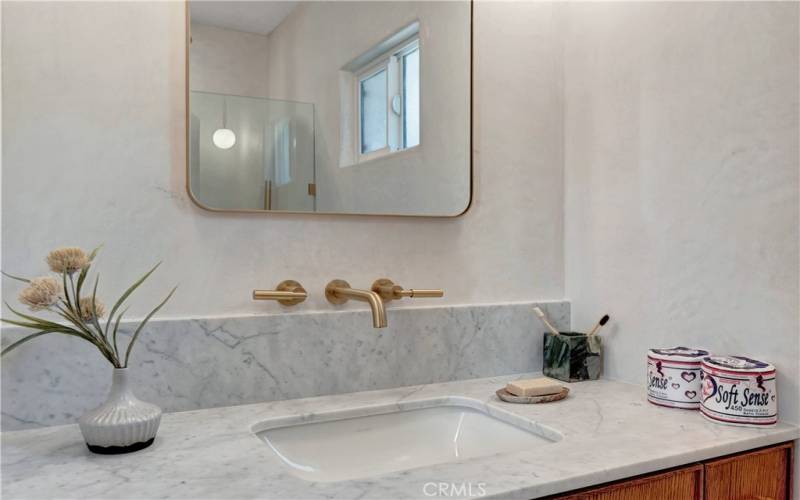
[253,398,561,482]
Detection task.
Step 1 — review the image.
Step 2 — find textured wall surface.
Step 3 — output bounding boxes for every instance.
[189,23,269,98]
[1,301,569,430]
[562,5,799,492]
[563,0,799,427]
[1,1,565,318]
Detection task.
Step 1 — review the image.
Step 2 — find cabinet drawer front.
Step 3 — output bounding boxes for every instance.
[704,442,793,500]
[553,465,703,500]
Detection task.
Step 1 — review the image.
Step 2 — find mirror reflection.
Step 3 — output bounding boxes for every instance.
[188,1,471,216]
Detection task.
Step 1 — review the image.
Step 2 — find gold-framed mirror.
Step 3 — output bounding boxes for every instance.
[186,1,472,216]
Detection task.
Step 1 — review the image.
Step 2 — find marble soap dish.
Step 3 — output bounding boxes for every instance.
[495,386,569,404]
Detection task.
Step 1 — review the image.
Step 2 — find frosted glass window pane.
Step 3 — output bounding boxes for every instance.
[403,48,420,148]
[360,69,387,154]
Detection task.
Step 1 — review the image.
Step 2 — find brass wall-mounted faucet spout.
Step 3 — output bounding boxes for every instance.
[325,279,387,328]
[371,278,444,302]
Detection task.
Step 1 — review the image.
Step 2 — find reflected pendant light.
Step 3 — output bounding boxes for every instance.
[213,97,236,149]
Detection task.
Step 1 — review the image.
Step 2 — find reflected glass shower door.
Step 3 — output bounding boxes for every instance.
[189,91,315,212]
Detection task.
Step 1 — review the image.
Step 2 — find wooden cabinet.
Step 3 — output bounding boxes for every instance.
[554,465,703,499]
[549,442,793,500]
[704,442,793,500]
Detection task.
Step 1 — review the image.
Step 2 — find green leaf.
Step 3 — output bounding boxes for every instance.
[61,274,119,366]
[89,275,105,339]
[105,262,161,339]
[124,285,177,367]
[1,329,83,356]
[76,244,102,299]
[1,271,30,283]
[52,302,118,363]
[50,309,108,347]
[2,301,116,366]
[53,307,91,334]
[51,306,117,366]
[1,317,59,330]
[4,301,74,331]
[87,244,103,262]
[76,270,88,302]
[1,332,49,355]
[112,306,129,358]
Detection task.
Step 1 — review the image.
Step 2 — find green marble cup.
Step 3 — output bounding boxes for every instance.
[543,332,602,382]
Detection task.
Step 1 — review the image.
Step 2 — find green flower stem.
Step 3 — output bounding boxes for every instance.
[87,275,111,351]
[61,272,72,310]
[68,274,77,309]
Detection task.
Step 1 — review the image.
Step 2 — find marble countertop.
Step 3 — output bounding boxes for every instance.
[2,374,798,500]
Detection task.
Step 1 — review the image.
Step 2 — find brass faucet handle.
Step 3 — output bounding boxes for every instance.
[253,280,307,306]
[371,279,403,301]
[371,279,444,301]
[324,279,351,305]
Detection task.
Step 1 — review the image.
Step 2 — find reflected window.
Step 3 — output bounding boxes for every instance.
[360,69,388,154]
[402,45,420,149]
[355,38,420,161]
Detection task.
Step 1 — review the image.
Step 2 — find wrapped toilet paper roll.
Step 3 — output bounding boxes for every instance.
[647,347,709,409]
[700,355,777,427]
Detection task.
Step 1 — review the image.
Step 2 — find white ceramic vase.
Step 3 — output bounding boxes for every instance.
[78,368,162,454]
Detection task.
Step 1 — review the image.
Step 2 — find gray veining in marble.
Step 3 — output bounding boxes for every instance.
[1,301,568,431]
[2,374,798,500]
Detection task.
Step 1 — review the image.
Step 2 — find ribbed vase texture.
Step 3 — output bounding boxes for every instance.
[78,368,161,448]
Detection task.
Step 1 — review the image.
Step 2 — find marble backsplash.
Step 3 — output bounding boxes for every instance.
[1,301,568,431]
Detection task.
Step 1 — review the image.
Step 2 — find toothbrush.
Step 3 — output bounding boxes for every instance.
[588,314,610,336]
[533,307,560,336]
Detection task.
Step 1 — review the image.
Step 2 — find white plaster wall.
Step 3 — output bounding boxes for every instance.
[1,1,565,318]
[189,23,268,98]
[563,0,799,441]
[264,1,471,215]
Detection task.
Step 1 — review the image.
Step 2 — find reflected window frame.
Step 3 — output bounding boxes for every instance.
[354,37,420,164]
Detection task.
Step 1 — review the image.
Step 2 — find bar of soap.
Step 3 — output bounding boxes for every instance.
[506,378,562,397]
